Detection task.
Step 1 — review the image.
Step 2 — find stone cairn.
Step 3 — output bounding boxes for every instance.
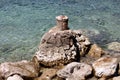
[0,15,120,80]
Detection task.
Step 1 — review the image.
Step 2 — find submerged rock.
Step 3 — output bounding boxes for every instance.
[57,62,92,80]
[107,42,120,52]
[0,60,39,79]
[34,15,91,67]
[92,56,118,78]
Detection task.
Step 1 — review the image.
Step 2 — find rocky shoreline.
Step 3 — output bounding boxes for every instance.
[0,15,120,80]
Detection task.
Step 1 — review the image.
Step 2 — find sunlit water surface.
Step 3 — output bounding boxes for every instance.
[0,0,120,62]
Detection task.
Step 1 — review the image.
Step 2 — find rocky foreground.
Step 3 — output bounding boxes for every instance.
[0,15,120,80]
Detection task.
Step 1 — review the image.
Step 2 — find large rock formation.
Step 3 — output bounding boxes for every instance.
[34,15,91,67]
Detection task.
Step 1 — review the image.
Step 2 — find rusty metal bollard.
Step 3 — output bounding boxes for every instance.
[56,15,69,30]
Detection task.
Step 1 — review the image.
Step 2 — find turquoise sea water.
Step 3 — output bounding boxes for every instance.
[0,0,120,62]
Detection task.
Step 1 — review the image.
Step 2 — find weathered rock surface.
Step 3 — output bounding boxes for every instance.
[35,69,58,80]
[88,44,104,58]
[7,74,23,80]
[92,56,118,78]
[0,60,39,78]
[34,30,90,67]
[57,62,92,80]
[107,42,120,52]
[34,15,91,67]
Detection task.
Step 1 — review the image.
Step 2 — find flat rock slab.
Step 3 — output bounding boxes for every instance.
[0,60,39,78]
[92,56,118,77]
[57,62,92,80]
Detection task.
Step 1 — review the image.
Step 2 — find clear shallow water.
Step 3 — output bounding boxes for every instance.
[0,0,120,62]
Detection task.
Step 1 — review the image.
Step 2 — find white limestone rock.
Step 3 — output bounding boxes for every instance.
[57,62,92,80]
[92,56,118,77]
[7,75,23,80]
